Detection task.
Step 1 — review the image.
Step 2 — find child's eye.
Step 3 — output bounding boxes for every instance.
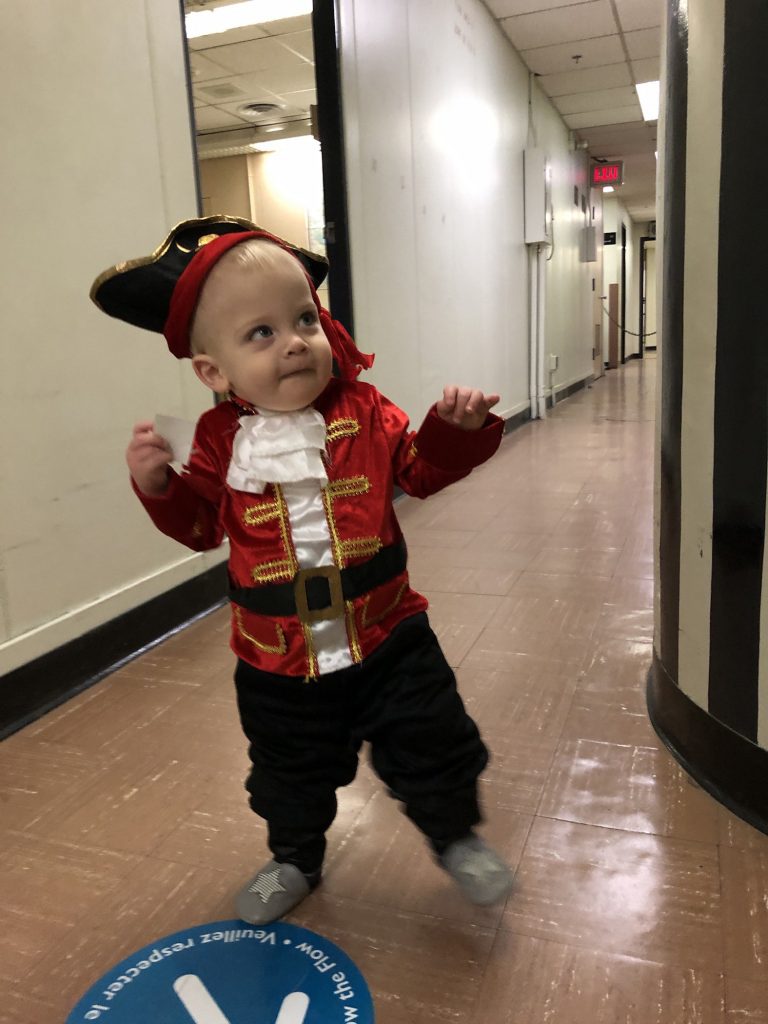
[299,311,318,327]
[249,325,273,341]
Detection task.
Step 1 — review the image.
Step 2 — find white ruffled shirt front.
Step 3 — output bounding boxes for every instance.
[226,407,328,494]
[226,407,353,674]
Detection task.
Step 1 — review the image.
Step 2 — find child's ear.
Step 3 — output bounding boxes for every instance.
[192,354,230,394]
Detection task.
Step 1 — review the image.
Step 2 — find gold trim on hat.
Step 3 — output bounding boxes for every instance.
[89,214,328,310]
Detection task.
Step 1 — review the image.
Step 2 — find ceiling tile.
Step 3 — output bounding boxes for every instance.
[539,61,631,95]
[278,88,317,109]
[188,25,267,50]
[213,96,308,121]
[193,105,250,131]
[613,0,663,32]
[248,65,316,97]
[486,0,594,14]
[520,34,624,75]
[195,79,251,104]
[576,122,657,157]
[195,75,278,107]
[221,72,303,105]
[279,30,315,63]
[564,105,642,129]
[632,57,660,82]
[581,121,655,141]
[624,26,661,60]
[554,85,637,114]
[202,36,304,75]
[500,1,615,51]
[188,50,232,83]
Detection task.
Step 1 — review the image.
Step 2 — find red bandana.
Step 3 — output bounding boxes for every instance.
[163,229,373,381]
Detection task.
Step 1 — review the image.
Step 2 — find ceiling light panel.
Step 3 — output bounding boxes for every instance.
[185,0,312,39]
[635,80,660,120]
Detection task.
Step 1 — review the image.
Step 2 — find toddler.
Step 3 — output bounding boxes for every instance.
[91,216,512,924]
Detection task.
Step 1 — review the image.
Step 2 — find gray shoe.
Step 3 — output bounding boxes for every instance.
[235,860,315,924]
[439,835,513,906]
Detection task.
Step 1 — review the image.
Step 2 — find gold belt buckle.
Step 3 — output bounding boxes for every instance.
[293,565,345,624]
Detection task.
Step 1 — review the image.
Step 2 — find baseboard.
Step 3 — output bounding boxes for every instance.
[647,653,768,835]
[0,563,229,740]
[548,373,593,407]
[503,406,532,433]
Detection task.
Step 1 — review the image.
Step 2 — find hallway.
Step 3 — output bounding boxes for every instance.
[3,357,767,1023]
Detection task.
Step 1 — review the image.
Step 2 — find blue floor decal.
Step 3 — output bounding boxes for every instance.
[66,920,374,1023]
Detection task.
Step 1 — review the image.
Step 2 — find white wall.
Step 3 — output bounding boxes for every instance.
[535,104,595,396]
[0,0,218,674]
[338,0,594,425]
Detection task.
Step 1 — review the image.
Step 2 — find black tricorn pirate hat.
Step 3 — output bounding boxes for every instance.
[89,214,329,335]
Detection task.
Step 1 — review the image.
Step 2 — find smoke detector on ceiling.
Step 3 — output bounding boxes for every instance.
[238,102,283,120]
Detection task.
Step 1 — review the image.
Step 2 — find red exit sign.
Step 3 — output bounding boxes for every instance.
[591,161,624,186]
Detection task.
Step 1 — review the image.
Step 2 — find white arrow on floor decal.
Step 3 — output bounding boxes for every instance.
[173,974,310,1024]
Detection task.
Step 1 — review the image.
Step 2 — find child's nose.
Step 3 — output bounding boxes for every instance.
[285,331,309,354]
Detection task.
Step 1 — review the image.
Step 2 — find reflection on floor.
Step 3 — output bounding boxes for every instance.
[3,355,768,1023]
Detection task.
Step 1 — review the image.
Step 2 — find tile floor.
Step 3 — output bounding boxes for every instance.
[3,355,768,1023]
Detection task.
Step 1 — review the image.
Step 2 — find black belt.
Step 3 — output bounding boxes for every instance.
[229,540,408,625]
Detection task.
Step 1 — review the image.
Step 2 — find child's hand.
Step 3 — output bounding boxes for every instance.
[436,386,501,431]
[126,421,173,497]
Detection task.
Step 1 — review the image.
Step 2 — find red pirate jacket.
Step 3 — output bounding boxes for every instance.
[135,376,503,677]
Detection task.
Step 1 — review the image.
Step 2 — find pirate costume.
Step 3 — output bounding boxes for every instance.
[91,216,512,922]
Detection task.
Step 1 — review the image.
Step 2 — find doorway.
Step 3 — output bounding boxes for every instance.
[181,0,352,325]
[620,221,627,363]
[639,235,657,353]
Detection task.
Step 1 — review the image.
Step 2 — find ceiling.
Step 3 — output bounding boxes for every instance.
[486,0,662,220]
[184,3,316,158]
[185,0,660,220]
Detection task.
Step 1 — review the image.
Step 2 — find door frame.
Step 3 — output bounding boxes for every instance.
[312,0,354,333]
[639,234,656,353]
[620,221,627,363]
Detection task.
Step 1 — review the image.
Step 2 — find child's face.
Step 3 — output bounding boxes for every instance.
[191,246,333,411]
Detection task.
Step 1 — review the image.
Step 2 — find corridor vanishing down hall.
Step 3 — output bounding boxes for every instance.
[2,356,767,1023]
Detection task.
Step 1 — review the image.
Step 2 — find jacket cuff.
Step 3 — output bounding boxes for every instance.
[130,468,180,508]
[415,405,504,472]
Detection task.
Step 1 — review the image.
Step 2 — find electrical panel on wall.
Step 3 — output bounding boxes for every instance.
[580,226,597,262]
[523,148,552,244]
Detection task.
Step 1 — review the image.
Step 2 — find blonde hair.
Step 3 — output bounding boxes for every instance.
[189,238,299,355]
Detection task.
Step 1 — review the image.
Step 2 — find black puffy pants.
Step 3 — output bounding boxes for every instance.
[233,613,489,874]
